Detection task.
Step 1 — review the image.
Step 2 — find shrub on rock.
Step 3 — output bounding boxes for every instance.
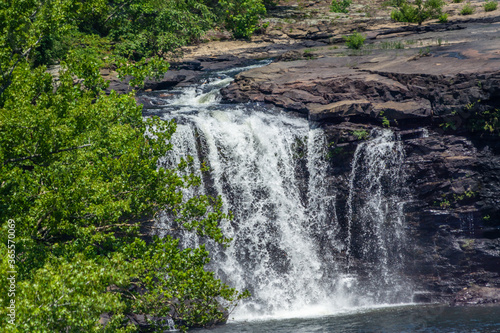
[391,0,445,25]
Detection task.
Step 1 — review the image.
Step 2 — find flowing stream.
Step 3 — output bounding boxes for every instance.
[147,63,414,322]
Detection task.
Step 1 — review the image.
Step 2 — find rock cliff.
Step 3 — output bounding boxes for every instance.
[135,2,500,305]
[218,16,500,303]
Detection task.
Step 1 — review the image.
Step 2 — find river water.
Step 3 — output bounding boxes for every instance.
[192,304,500,332]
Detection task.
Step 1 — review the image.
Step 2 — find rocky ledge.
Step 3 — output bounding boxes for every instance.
[452,286,500,306]
[218,17,500,303]
[221,21,500,126]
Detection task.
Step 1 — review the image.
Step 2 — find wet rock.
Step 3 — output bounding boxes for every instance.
[143,73,189,90]
[316,120,500,303]
[451,286,500,306]
[221,55,500,124]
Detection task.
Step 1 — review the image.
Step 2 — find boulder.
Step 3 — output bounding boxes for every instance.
[452,286,500,306]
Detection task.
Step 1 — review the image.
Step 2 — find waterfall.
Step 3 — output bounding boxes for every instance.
[346,129,411,303]
[150,64,413,321]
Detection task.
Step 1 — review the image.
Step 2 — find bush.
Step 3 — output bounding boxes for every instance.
[438,12,449,22]
[0,1,251,331]
[391,0,445,25]
[469,108,500,134]
[331,0,353,13]
[263,0,279,9]
[453,0,463,3]
[484,0,498,11]
[460,2,476,14]
[218,0,267,39]
[344,32,366,49]
[390,0,408,6]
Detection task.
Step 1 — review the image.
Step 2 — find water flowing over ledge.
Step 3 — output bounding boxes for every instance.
[148,63,416,322]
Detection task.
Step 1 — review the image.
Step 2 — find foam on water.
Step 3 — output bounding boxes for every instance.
[152,64,413,321]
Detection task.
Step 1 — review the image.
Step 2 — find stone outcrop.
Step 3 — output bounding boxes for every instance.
[396,130,500,302]
[452,286,500,306]
[217,18,500,303]
[313,122,500,303]
[221,45,500,125]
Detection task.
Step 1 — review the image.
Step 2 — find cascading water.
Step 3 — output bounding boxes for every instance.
[149,63,413,321]
[346,129,412,304]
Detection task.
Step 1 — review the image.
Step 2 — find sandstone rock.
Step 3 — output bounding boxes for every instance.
[222,55,500,124]
[451,286,500,306]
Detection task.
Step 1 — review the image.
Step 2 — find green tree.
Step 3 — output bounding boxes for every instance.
[0,0,248,331]
[217,0,267,39]
[108,0,217,59]
[390,0,444,25]
[330,0,352,13]
[24,0,269,64]
[343,32,366,49]
[0,59,247,332]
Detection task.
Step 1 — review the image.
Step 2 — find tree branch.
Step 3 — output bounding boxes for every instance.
[4,144,92,164]
[104,0,134,23]
[1,33,43,97]
[95,223,140,231]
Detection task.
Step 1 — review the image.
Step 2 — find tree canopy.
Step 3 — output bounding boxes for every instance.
[0,0,263,331]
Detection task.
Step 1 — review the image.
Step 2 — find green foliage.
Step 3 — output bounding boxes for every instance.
[459,239,475,251]
[484,0,498,11]
[352,130,369,140]
[263,0,279,9]
[9,252,136,332]
[331,0,353,13]
[3,0,268,65]
[136,237,250,331]
[439,199,451,208]
[440,103,499,136]
[0,0,249,331]
[379,40,405,49]
[0,0,72,96]
[469,108,500,135]
[378,111,391,127]
[382,117,391,127]
[108,0,217,59]
[117,56,170,88]
[303,48,318,59]
[218,0,267,39]
[0,63,245,331]
[460,2,476,14]
[418,46,431,57]
[391,0,445,25]
[438,13,449,22]
[31,31,72,66]
[453,0,463,3]
[343,32,366,49]
[326,147,344,160]
[434,190,477,209]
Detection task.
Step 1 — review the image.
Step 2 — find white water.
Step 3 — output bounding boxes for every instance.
[151,65,413,322]
[346,129,411,304]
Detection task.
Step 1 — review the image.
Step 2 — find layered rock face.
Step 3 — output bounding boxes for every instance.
[302,121,500,303]
[221,39,500,125]
[132,9,500,304]
[220,23,500,303]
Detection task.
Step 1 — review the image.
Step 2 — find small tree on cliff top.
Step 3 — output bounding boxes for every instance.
[391,0,445,25]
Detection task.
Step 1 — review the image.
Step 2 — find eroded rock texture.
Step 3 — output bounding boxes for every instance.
[219,21,500,303]
[137,14,500,305]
